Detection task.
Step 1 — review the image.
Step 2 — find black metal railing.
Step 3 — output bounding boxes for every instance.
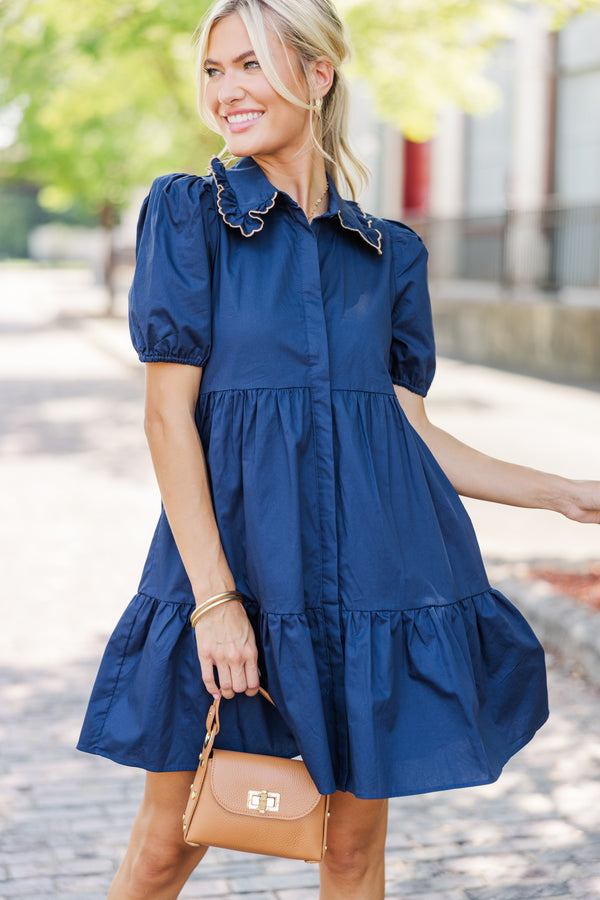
[406,203,600,292]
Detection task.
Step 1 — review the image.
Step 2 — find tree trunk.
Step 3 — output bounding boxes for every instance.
[99,202,117,316]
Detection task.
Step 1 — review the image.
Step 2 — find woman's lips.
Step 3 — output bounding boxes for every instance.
[224,111,264,133]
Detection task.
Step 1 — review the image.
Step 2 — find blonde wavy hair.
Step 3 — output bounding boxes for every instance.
[195,0,369,200]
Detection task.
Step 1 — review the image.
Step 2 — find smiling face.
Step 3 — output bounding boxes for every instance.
[203,12,314,163]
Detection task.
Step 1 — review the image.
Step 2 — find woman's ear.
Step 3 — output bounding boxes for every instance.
[310,56,335,101]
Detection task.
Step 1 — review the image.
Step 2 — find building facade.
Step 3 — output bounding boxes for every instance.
[372,7,600,297]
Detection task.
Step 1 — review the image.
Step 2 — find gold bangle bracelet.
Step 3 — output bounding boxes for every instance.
[191,598,230,629]
[189,591,242,626]
[190,596,242,629]
[200,590,242,607]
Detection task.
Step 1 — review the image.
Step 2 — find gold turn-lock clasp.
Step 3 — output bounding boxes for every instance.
[247,789,281,814]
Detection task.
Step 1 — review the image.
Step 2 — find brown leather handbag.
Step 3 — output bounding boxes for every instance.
[182,688,330,863]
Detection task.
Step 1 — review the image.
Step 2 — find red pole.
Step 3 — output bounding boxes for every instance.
[403,139,431,215]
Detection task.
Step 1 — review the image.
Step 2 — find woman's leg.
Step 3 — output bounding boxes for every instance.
[109,775,387,899]
[108,771,207,900]
[319,791,388,900]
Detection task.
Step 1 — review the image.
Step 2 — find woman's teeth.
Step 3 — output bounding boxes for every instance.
[227,112,262,123]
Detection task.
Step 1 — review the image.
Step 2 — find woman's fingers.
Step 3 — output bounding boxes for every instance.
[244,658,260,696]
[198,656,220,697]
[215,661,235,699]
[194,601,260,698]
[229,660,250,695]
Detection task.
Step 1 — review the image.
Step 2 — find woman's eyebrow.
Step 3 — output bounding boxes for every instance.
[204,49,256,66]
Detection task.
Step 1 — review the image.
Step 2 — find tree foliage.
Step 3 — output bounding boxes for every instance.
[0,0,218,216]
[339,0,600,141]
[1,0,598,214]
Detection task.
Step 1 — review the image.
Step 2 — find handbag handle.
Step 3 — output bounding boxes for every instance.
[206,686,275,742]
[184,687,276,829]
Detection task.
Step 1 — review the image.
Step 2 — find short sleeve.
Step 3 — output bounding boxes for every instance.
[128,173,215,366]
[387,223,436,397]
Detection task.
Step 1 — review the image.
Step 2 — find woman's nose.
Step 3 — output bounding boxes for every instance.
[218,70,245,106]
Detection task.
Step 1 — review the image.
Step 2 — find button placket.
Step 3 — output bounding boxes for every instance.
[297,222,350,785]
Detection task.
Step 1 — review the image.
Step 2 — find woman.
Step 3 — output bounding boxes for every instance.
[78,0,600,897]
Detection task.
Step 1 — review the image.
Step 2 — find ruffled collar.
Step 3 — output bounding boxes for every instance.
[209,156,382,254]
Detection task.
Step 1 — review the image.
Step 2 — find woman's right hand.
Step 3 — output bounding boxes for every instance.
[143,363,260,701]
[193,598,260,699]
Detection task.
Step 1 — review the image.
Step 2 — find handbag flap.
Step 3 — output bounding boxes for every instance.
[209,749,322,820]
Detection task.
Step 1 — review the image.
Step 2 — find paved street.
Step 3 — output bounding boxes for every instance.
[1,262,599,899]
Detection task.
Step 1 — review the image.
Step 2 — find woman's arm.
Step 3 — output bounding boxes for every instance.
[144,362,259,699]
[393,383,600,524]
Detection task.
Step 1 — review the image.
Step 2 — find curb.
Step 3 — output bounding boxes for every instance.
[497,575,600,691]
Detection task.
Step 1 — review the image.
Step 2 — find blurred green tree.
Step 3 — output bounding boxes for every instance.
[340,0,600,140]
[0,0,217,310]
[0,0,597,309]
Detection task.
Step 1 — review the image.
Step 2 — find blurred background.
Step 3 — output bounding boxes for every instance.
[2,0,600,381]
[1,0,600,655]
[1,1,599,343]
[1,0,600,630]
[2,3,600,896]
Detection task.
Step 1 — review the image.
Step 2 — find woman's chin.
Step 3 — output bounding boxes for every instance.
[224,134,255,155]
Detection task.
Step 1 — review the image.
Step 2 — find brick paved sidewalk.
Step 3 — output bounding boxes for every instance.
[1,263,599,898]
[1,655,600,899]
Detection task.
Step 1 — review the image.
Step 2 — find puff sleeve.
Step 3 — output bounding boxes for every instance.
[387,223,436,396]
[128,173,215,366]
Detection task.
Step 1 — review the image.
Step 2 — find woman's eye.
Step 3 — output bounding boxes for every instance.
[244,59,260,70]
[204,66,220,78]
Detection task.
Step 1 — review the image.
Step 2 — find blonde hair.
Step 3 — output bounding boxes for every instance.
[195,0,369,200]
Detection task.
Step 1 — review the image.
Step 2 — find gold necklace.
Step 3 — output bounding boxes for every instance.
[308,184,329,223]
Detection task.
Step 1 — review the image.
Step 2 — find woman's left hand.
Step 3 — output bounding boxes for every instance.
[393,384,600,523]
[558,480,600,525]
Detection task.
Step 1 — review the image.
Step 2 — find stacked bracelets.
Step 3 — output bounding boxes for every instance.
[190,591,243,629]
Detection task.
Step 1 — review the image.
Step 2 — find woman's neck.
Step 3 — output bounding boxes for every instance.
[252,149,328,221]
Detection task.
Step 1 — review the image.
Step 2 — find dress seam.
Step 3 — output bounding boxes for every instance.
[198,385,311,397]
[128,591,493,614]
[197,386,399,398]
[258,591,492,615]
[297,240,338,764]
[135,590,195,608]
[94,603,142,748]
[331,387,396,397]
[307,378,325,609]
[296,258,325,609]
[390,375,427,397]
[343,592,492,614]
[137,352,209,366]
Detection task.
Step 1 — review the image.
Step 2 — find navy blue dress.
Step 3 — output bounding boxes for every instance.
[78,156,548,799]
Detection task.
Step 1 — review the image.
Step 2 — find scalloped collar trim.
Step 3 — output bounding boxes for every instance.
[334,204,382,255]
[210,156,277,237]
[209,156,383,253]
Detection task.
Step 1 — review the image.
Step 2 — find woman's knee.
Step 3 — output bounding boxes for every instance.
[128,836,193,890]
[322,793,388,880]
[112,771,206,896]
[322,841,375,881]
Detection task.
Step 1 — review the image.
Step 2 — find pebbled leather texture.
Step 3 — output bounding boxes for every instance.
[210,750,322,818]
[182,690,329,862]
